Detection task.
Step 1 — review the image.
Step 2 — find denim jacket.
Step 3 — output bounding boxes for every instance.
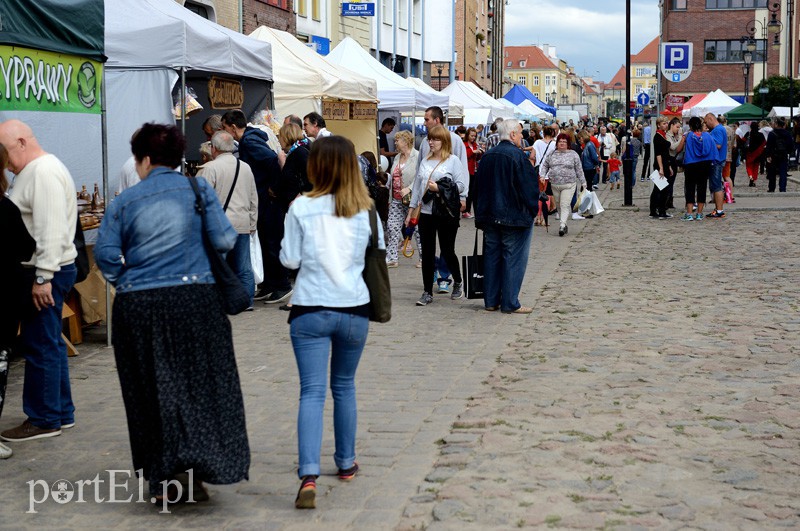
[95,167,237,292]
[280,194,384,307]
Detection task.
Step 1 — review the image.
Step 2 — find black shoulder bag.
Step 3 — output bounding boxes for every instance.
[363,206,391,323]
[187,176,250,315]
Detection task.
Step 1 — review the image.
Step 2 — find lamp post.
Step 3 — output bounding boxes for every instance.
[743,49,753,103]
[436,64,444,91]
[766,0,793,122]
[743,12,781,117]
[550,90,557,107]
[561,94,568,105]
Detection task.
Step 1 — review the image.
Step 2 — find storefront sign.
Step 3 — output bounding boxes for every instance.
[342,3,375,16]
[207,76,244,109]
[350,102,377,120]
[664,94,686,114]
[322,100,349,121]
[0,45,102,114]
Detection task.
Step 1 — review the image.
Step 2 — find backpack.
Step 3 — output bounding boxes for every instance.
[773,131,789,157]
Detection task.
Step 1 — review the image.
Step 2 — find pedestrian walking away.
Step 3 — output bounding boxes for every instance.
[474,119,537,314]
[95,123,250,502]
[765,117,793,192]
[279,136,381,509]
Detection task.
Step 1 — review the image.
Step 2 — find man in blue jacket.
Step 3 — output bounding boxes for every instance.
[473,119,537,315]
[222,110,292,303]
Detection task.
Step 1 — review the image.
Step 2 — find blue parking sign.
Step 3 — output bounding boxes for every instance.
[661,42,693,83]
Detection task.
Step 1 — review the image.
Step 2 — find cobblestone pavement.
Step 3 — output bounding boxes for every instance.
[0,174,798,530]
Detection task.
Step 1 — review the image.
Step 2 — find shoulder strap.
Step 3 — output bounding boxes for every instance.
[222,159,240,212]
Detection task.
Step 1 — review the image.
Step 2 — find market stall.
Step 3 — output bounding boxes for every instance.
[725,103,766,121]
[503,84,557,117]
[767,106,800,118]
[688,89,739,118]
[441,81,513,126]
[248,26,379,157]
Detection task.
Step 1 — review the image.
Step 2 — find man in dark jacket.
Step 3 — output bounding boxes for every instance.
[765,117,793,193]
[473,118,537,314]
[222,110,292,304]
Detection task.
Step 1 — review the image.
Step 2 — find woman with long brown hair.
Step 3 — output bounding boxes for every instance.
[407,124,468,306]
[0,145,37,459]
[280,136,382,509]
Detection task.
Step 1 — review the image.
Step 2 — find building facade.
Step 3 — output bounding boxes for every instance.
[661,0,794,100]
[503,45,569,107]
[176,0,295,34]
[454,0,490,92]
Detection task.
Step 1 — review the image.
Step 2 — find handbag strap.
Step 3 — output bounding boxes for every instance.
[222,159,240,212]
[188,176,212,248]
[472,228,481,257]
[367,205,379,248]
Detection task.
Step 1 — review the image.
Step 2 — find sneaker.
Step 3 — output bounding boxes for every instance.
[253,288,273,301]
[386,261,399,268]
[571,213,585,220]
[338,463,359,481]
[462,212,473,219]
[708,210,726,219]
[657,213,673,219]
[437,280,450,294]
[295,476,317,509]
[0,420,61,442]
[681,213,694,221]
[451,282,463,299]
[640,177,645,182]
[245,306,254,312]
[61,421,75,429]
[695,213,704,220]
[592,184,599,190]
[502,306,533,314]
[264,289,293,304]
[558,225,568,237]
[416,292,433,306]
[0,442,11,459]
[554,212,560,220]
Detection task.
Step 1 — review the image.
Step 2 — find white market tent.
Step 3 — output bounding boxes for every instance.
[517,98,551,120]
[768,106,800,118]
[440,80,513,126]
[498,97,539,121]
[407,76,464,117]
[327,37,449,112]
[688,89,739,118]
[248,26,377,118]
[104,0,273,190]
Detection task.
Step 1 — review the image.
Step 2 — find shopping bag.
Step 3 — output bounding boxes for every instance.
[578,190,593,213]
[588,192,605,216]
[461,230,484,299]
[250,232,264,285]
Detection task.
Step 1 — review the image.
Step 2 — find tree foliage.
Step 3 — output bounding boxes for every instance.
[751,76,800,111]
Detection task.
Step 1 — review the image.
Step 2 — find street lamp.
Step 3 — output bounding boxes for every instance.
[561,94,568,105]
[436,64,444,91]
[550,90,557,106]
[743,49,753,103]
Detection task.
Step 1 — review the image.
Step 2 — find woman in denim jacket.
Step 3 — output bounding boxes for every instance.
[280,136,383,509]
[95,123,249,503]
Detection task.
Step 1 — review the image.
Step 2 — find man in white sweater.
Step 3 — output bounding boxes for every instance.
[198,131,259,308]
[0,120,78,443]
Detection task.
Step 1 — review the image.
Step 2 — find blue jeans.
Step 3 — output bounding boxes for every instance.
[290,311,369,478]
[767,159,788,192]
[709,161,724,193]
[482,224,533,312]
[226,233,254,306]
[20,263,77,429]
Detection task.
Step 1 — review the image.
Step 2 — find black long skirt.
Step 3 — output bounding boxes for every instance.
[112,284,250,494]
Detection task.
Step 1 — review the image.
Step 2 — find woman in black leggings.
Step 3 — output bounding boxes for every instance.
[680,116,716,221]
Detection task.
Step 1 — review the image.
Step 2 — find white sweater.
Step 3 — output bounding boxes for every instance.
[10,154,78,279]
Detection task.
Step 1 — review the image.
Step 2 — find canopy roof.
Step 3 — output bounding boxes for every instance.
[0,0,105,61]
[406,77,463,117]
[503,84,557,116]
[689,89,739,117]
[725,103,766,121]
[681,93,708,117]
[249,26,376,116]
[105,0,272,80]
[326,37,447,111]
[441,81,512,123]
[517,98,551,119]
[767,106,800,118]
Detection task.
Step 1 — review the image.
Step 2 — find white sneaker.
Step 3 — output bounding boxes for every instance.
[571,213,585,220]
[554,212,560,220]
[0,442,11,459]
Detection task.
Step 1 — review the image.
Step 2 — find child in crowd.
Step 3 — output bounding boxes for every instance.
[607,152,622,189]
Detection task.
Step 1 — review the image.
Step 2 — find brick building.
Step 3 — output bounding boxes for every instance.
[661,0,796,101]
[177,0,294,34]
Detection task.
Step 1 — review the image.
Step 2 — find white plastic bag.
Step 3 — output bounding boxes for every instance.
[588,192,605,216]
[250,233,264,285]
[578,190,593,214]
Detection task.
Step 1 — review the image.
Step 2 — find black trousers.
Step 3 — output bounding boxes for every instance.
[257,199,291,293]
[418,213,462,294]
[641,143,651,178]
[649,162,668,216]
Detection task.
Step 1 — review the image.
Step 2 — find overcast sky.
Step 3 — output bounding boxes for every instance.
[504,0,660,83]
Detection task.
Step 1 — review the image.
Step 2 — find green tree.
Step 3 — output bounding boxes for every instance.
[751,76,800,111]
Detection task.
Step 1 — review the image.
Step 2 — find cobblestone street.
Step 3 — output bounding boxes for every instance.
[1,175,798,530]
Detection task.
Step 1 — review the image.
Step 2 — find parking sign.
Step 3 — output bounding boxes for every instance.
[661,42,693,83]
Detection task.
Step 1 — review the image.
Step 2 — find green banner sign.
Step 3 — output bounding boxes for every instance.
[0,45,102,114]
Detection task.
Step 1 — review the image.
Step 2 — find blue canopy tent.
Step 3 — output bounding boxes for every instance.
[503,84,557,116]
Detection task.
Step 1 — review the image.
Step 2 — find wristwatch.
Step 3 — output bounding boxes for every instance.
[35,276,50,285]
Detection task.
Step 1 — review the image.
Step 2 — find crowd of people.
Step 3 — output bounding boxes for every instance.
[0,101,794,507]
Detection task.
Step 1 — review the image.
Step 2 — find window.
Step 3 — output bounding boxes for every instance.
[706,0,766,8]
[635,67,655,77]
[263,0,291,9]
[297,0,306,17]
[671,0,687,9]
[518,75,527,86]
[533,75,539,86]
[519,60,526,67]
[399,0,408,29]
[312,0,320,20]
[383,0,393,24]
[413,0,421,33]
[705,39,766,62]
[507,61,512,67]
[635,84,643,94]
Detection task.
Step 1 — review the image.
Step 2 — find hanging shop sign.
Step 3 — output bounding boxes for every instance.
[207,76,244,109]
[322,100,349,121]
[350,102,377,120]
[0,45,102,114]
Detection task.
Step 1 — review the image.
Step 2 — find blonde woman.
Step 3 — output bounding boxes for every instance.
[386,129,420,267]
[406,125,468,306]
[280,136,383,509]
